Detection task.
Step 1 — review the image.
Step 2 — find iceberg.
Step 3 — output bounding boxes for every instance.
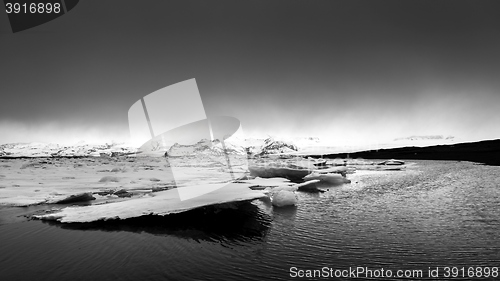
[313,166,350,176]
[249,166,311,182]
[49,192,96,204]
[303,172,351,184]
[294,179,322,192]
[33,182,267,223]
[271,190,297,207]
[237,177,292,190]
[377,159,405,166]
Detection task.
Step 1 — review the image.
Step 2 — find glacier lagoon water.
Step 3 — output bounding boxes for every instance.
[1,160,499,280]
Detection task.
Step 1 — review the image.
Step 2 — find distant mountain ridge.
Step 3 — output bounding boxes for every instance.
[0,136,302,158]
[394,135,455,141]
[252,137,298,156]
[0,142,136,158]
[167,137,300,157]
[167,139,246,157]
[5,135,489,160]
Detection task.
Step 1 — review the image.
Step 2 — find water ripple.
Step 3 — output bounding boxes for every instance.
[1,161,499,280]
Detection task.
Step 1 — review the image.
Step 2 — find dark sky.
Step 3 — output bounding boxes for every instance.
[1,0,500,145]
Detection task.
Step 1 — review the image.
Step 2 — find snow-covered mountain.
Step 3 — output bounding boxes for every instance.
[250,137,298,156]
[0,136,303,158]
[167,139,246,157]
[1,134,470,158]
[386,135,460,149]
[394,135,455,141]
[0,142,137,158]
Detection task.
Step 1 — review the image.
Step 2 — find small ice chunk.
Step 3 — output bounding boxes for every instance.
[294,179,321,192]
[303,172,350,184]
[98,176,120,183]
[249,166,311,182]
[271,190,297,207]
[49,192,96,204]
[239,177,292,190]
[377,159,405,165]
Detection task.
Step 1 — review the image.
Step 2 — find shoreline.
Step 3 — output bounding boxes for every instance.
[304,139,500,166]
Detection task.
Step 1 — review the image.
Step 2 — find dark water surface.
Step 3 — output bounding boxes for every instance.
[1,161,499,280]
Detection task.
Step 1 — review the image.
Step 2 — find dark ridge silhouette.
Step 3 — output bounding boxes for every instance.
[308,139,500,166]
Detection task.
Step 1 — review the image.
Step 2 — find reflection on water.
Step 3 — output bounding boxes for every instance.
[0,160,499,280]
[46,202,272,243]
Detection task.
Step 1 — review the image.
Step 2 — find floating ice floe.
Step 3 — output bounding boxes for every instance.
[375,165,406,171]
[249,166,311,182]
[271,190,297,207]
[377,159,405,166]
[48,192,96,204]
[293,179,322,192]
[237,177,293,190]
[33,183,267,223]
[303,172,351,185]
[313,166,351,176]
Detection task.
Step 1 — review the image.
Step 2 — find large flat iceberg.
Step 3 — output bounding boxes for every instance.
[34,182,267,223]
